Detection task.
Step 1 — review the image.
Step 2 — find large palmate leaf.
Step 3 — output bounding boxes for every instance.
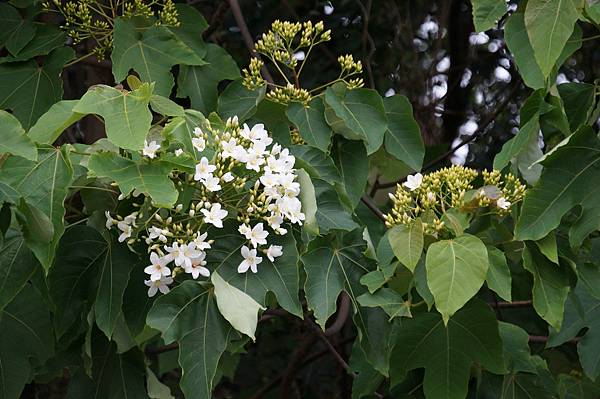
[523,244,570,330]
[177,43,240,114]
[0,230,39,311]
[49,226,136,340]
[313,178,359,233]
[389,300,505,399]
[332,138,368,209]
[290,145,341,184]
[515,127,600,244]
[206,222,302,317]
[218,80,266,121]
[471,0,508,32]
[0,147,73,269]
[0,47,73,128]
[0,3,36,55]
[146,281,232,399]
[383,95,424,171]
[388,219,423,273]
[286,97,332,152]
[0,285,53,399]
[0,24,65,62]
[111,17,205,96]
[87,152,179,207]
[74,84,153,151]
[0,110,36,160]
[28,100,84,145]
[426,233,489,324]
[324,83,388,154]
[524,0,582,77]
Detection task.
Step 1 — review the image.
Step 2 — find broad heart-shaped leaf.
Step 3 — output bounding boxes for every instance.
[206,221,302,317]
[548,284,600,380]
[0,284,53,399]
[111,17,205,97]
[390,300,505,399]
[524,0,582,78]
[332,137,368,209]
[0,46,73,129]
[324,83,388,154]
[289,145,341,185]
[87,152,179,208]
[28,100,83,145]
[471,0,508,32]
[505,13,546,90]
[218,80,266,122]
[212,272,265,341]
[0,23,65,62]
[0,230,38,311]
[73,83,153,151]
[177,43,240,115]
[49,226,136,340]
[0,109,36,160]
[383,95,424,171]
[388,219,423,273]
[65,329,146,399]
[286,97,332,152]
[0,3,36,55]
[426,233,489,324]
[515,127,600,243]
[523,244,570,330]
[0,147,73,269]
[313,178,359,234]
[486,246,512,302]
[146,281,233,399]
[558,82,596,132]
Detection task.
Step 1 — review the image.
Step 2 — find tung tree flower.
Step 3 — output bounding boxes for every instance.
[238,245,262,273]
[145,276,173,297]
[144,252,171,281]
[143,140,160,158]
[201,203,228,228]
[403,173,423,191]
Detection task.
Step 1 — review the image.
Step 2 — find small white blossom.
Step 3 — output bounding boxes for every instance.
[427,192,436,202]
[105,211,116,229]
[185,252,210,279]
[194,231,211,250]
[148,226,168,243]
[266,245,283,262]
[123,212,138,226]
[145,276,173,297]
[246,223,268,248]
[192,137,206,152]
[117,222,132,242]
[193,127,203,137]
[238,223,251,236]
[165,242,202,269]
[403,173,423,191]
[194,157,217,181]
[174,148,184,157]
[203,175,222,192]
[497,197,511,210]
[144,252,171,281]
[222,172,235,182]
[143,140,160,159]
[238,245,262,273]
[201,202,228,228]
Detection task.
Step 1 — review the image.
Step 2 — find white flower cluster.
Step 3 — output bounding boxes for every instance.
[106,116,304,297]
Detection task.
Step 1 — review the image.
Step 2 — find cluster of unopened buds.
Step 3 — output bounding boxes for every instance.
[384,166,526,235]
[106,116,305,297]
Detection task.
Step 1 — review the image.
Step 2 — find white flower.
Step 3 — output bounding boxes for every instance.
[143,140,160,159]
[202,175,222,192]
[148,226,168,243]
[193,126,203,137]
[222,172,235,182]
[426,192,436,202]
[192,137,206,152]
[246,223,268,248]
[266,245,283,262]
[105,211,116,229]
[194,231,211,250]
[260,171,279,188]
[165,242,202,269]
[238,245,262,273]
[185,252,210,279]
[221,138,238,159]
[497,197,511,210]
[145,276,173,297]
[238,223,251,236]
[117,222,132,242]
[123,212,138,226]
[174,148,184,157]
[241,123,270,144]
[144,252,171,281]
[194,157,217,181]
[279,173,300,196]
[201,202,228,228]
[403,173,423,191]
[266,212,287,234]
[231,145,248,163]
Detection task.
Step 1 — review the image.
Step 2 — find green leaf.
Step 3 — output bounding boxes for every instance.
[150,94,184,117]
[177,43,240,115]
[166,4,209,57]
[536,231,559,264]
[28,100,84,145]
[515,127,600,243]
[505,13,546,89]
[163,109,207,160]
[88,152,179,208]
[0,110,36,160]
[146,368,175,399]
[73,83,153,151]
[0,230,38,311]
[111,17,205,96]
[324,83,388,154]
[349,340,385,399]
[389,299,504,399]
[383,95,424,171]
[211,271,265,341]
[313,179,359,233]
[426,233,489,324]
[290,145,341,184]
[0,147,73,269]
[357,288,411,320]
[0,47,73,128]
[17,198,54,244]
[471,0,508,32]
[146,281,232,399]
[558,82,596,131]
[486,246,512,302]
[524,0,582,77]
[388,220,423,273]
[523,244,570,330]
[493,117,540,172]
[218,80,266,121]
[297,168,319,235]
[332,138,368,209]
[499,321,541,373]
[0,23,65,62]
[0,3,36,55]
[286,97,332,152]
[0,285,53,399]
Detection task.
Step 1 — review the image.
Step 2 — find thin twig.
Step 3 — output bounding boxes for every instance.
[325,293,352,336]
[361,194,386,223]
[489,300,533,308]
[307,319,356,376]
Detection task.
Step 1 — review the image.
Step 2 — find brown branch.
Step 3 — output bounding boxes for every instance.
[325,292,352,336]
[529,335,581,344]
[490,300,533,308]
[145,342,178,356]
[361,194,386,223]
[307,318,356,376]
